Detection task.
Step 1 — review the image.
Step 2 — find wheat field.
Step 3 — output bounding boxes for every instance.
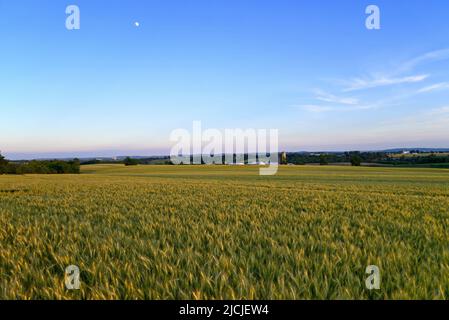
[0,164,448,299]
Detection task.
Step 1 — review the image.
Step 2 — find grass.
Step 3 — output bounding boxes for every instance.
[1,164,449,299]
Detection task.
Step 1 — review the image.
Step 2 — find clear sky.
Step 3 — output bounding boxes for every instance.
[1,0,449,159]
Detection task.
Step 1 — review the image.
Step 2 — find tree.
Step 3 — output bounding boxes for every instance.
[0,152,9,174]
[0,154,80,175]
[319,154,328,165]
[124,157,138,166]
[350,155,362,166]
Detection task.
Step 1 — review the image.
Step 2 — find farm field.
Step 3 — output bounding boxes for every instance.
[1,164,449,299]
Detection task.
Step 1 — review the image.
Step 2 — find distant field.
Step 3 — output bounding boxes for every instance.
[1,165,449,299]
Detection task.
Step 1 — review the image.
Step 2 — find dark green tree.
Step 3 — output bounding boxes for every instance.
[0,152,9,174]
[350,155,362,166]
[319,154,328,165]
[124,157,138,166]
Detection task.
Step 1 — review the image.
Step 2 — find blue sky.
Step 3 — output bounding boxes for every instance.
[1,0,449,159]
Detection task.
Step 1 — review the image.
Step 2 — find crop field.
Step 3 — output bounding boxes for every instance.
[1,165,449,299]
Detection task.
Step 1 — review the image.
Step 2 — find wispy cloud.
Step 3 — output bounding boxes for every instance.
[382,106,449,125]
[297,103,378,113]
[338,48,449,92]
[428,106,449,115]
[398,48,449,73]
[300,48,449,114]
[314,90,359,105]
[298,105,335,113]
[343,74,429,92]
[298,89,396,113]
[418,82,449,93]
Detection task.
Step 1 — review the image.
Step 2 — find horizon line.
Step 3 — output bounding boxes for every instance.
[4,147,449,161]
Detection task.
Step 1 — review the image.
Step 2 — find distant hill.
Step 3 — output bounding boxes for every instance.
[7,148,449,162]
[382,148,449,153]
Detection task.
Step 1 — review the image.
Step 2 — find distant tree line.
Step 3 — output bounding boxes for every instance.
[112,152,449,166]
[379,153,449,166]
[286,151,386,166]
[0,153,80,174]
[285,151,449,167]
[6,151,445,172]
[80,157,172,166]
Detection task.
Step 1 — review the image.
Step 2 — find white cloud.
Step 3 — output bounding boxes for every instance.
[314,90,359,105]
[299,48,449,116]
[381,105,449,129]
[398,48,449,73]
[298,105,335,113]
[343,74,429,92]
[418,82,449,93]
[297,103,378,113]
[334,48,449,92]
[428,106,449,115]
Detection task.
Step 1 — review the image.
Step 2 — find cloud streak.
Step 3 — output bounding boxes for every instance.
[300,48,449,114]
[418,82,449,93]
[298,105,335,113]
[297,103,379,113]
[314,90,359,105]
[339,48,449,92]
[343,74,429,92]
[398,48,449,73]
